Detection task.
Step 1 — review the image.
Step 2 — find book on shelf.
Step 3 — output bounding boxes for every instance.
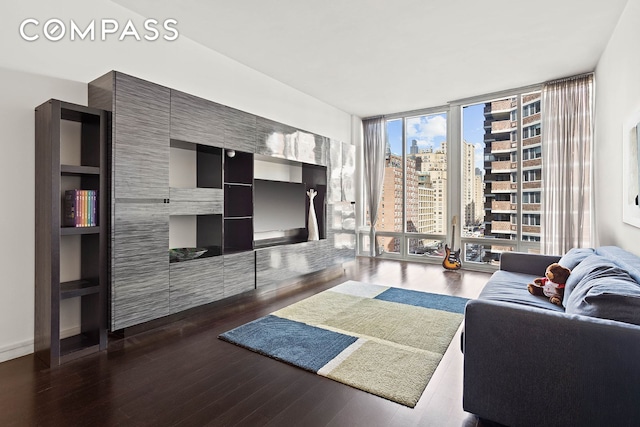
[64,189,98,227]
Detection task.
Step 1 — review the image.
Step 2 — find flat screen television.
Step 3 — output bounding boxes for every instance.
[253,179,306,232]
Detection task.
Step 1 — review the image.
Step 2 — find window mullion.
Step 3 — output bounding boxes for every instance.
[516,95,523,248]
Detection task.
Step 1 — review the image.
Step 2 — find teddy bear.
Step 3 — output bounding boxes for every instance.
[527,263,571,306]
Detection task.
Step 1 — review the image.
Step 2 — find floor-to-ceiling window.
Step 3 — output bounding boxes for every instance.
[460,90,543,266]
[361,109,449,259]
[358,86,544,269]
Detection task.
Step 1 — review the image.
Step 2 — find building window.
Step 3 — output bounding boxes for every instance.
[523,169,542,181]
[523,123,541,139]
[523,100,541,117]
[523,146,542,160]
[522,191,541,203]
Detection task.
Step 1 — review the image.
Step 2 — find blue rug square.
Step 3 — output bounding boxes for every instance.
[219,315,358,372]
[375,288,468,314]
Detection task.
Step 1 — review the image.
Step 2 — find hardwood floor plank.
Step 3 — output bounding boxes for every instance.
[0,258,491,426]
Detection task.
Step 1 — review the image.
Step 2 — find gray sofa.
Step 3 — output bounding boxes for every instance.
[462,246,640,427]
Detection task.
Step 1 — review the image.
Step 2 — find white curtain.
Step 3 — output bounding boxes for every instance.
[362,117,386,256]
[541,74,594,255]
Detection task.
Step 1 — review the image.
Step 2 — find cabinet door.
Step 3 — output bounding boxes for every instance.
[170,90,225,148]
[256,117,299,160]
[225,107,256,153]
[112,202,170,330]
[169,256,224,314]
[223,251,256,297]
[113,73,170,200]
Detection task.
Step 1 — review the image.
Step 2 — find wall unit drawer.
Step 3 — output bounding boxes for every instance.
[170,201,223,216]
[255,240,330,288]
[169,188,224,215]
[169,256,224,314]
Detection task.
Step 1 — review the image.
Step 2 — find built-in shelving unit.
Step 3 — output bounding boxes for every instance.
[35,99,108,366]
[86,70,354,332]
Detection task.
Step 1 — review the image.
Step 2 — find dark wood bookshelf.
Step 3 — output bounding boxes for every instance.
[34,99,108,367]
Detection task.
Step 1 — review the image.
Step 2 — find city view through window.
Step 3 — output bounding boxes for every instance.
[374,91,542,264]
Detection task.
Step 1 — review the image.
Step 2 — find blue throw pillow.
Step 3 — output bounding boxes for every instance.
[564,260,640,326]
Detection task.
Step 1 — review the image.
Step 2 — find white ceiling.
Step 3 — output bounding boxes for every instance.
[114,0,628,117]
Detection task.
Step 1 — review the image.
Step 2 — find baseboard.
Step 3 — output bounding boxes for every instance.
[0,339,33,363]
[0,325,82,364]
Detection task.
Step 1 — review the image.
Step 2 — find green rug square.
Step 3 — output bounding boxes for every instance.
[324,298,464,354]
[321,339,441,408]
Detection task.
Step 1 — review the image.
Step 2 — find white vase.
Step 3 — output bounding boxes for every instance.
[307,189,319,241]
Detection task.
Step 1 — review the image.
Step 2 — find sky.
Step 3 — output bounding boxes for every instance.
[386,103,486,170]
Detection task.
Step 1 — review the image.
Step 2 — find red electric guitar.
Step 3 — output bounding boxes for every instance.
[442,216,462,270]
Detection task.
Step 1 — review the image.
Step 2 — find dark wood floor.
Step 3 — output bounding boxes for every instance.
[0,257,495,427]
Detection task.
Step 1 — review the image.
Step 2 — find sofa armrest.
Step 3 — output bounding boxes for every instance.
[499,251,561,275]
[463,299,640,427]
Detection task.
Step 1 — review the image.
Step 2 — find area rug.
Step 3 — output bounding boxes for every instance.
[218,280,469,407]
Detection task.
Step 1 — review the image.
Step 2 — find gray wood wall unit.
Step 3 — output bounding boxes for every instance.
[170,90,225,148]
[169,257,224,314]
[223,252,256,297]
[113,73,170,200]
[225,107,256,153]
[89,72,172,331]
[112,202,170,330]
[89,70,355,332]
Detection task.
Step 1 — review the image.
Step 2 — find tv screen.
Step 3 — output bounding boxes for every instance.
[254,179,306,232]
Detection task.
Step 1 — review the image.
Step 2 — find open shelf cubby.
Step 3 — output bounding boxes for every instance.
[252,155,327,248]
[170,140,223,189]
[169,214,223,262]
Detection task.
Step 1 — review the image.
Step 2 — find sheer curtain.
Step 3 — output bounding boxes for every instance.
[541,74,595,255]
[362,117,386,256]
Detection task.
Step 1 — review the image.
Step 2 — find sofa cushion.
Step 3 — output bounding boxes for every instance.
[564,257,640,326]
[479,270,565,312]
[558,247,595,270]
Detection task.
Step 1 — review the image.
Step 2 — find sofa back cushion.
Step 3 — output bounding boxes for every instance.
[564,254,640,326]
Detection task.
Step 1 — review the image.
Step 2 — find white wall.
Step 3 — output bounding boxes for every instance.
[0,68,88,361]
[594,0,640,255]
[0,0,353,362]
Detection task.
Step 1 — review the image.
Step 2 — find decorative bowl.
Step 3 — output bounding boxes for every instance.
[169,247,208,263]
